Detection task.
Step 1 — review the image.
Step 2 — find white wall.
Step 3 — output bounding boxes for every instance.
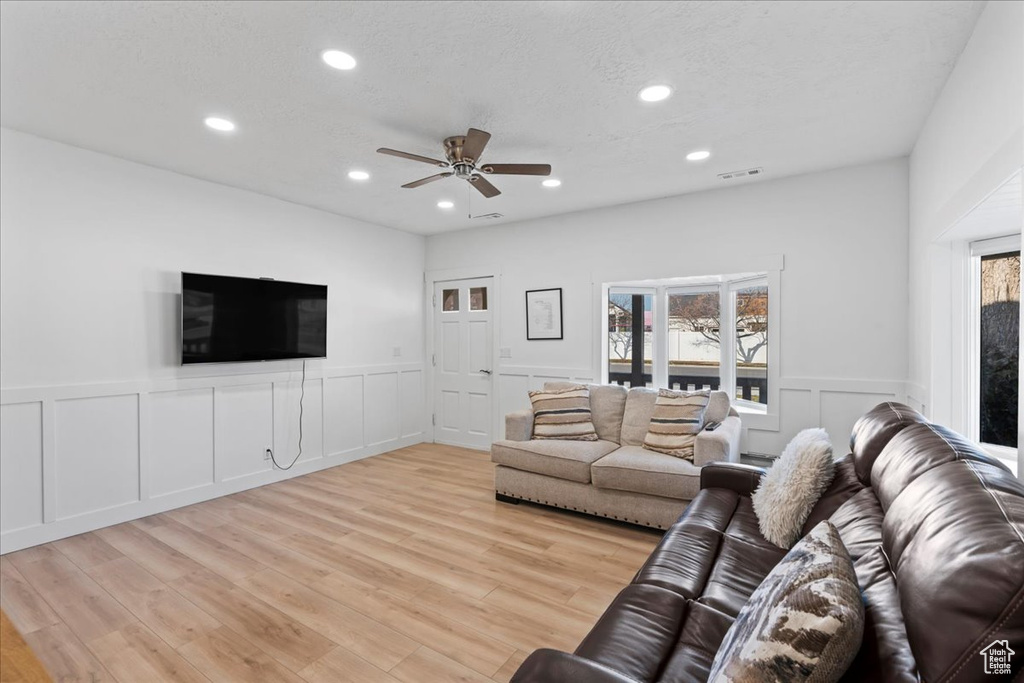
[0,129,428,552]
[907,0,1023,468]
[426,158,909,455]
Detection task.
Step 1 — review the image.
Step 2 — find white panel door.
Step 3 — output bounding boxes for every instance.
[433,277,493,450]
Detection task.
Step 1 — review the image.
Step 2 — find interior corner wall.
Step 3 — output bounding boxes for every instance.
[907,0,1024,452]
[0,128,427,552]
[425,158,910,457]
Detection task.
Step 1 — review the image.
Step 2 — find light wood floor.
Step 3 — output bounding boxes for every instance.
[0,443,663,683]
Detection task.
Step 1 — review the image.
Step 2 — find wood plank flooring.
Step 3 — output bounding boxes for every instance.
[1,444,663,683]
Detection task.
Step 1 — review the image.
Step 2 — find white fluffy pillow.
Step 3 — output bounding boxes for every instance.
[752,428,836,548]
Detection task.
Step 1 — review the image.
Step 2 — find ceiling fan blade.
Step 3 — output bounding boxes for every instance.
[468,174,501,198]
[461,128,491,162]
[480,163,552,176]
[377,148,449,167]
[402,172,453,189]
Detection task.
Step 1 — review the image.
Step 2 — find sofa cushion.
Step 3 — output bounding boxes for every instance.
[620,387,658,446]
[529,384,599,441]
[589,384,628,443]
[591,445,702,500]
[543,381,628,443]
[491,439,618,483]
[574,584,688,682]
[848,401,927,484]
[708,521,865,683]
[642,389,711,459]
[658,602,735,683]
[801,453,865,534]
[828,488,884,562]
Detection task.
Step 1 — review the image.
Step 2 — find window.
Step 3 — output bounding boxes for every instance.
[970,236,1020,454]
[605,274,771,409]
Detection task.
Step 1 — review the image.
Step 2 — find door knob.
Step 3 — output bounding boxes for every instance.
[478,369,492,375]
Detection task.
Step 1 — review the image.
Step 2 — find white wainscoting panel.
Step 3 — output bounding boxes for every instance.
[0,402,43,533]
[399,370,424,439]
[365,372,399,446]
[274,378,324,466]
[215,383,274,482]
[55,394,140,520]
[0,362,426,553]
[819,390,895,450]
[149,388,214,498]
[324,374,364,455]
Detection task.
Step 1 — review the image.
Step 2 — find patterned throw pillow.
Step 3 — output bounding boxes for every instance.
[641,389,711,459]
[528,384,599,441]
[708,521,864,683]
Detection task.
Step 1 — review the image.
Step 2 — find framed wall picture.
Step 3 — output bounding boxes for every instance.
[525,288,563,340]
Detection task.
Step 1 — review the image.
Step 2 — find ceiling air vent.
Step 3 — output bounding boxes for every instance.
[718,167,764,180]
[473,212,504,220]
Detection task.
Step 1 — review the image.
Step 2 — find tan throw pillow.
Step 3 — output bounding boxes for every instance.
[752,428,836,548]
[641,388,710,459]
[709,521,864,683]
[528,384,599,441]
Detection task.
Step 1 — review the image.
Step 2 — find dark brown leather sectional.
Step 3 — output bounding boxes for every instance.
[512,403,1024,682]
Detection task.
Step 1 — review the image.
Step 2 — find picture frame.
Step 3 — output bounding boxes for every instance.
[525,288,563,340]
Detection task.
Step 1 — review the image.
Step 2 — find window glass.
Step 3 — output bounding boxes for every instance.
[442,288,459,312]
[735,284,768,405]
[469,287,488,311]
[668,291,721,391]
[608,292,653,387]
[980,251,1020,447]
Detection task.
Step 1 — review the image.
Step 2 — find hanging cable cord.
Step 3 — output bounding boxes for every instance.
[268,359,305,470]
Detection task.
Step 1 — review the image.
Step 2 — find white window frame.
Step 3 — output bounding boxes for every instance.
[603,274,773,415]
[967,234,1020,466]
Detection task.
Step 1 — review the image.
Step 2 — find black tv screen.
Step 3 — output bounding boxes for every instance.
[181,273,327,364]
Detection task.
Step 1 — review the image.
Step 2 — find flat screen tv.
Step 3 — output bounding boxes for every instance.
[181,273,327,364]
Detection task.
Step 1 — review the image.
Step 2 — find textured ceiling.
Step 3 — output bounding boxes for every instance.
[0,1,984,235]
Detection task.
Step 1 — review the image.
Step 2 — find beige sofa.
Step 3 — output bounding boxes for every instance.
[491,383,741,529]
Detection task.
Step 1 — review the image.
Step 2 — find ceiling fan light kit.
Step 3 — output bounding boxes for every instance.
[377,127,552,198]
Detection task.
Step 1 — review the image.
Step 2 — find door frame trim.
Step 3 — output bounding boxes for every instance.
[424,265,502,448]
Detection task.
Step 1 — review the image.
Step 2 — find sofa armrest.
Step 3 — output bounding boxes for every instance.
[511,649,639,683]
[694,415,742,467]
[505,409,534,441]
[700,462,766,496]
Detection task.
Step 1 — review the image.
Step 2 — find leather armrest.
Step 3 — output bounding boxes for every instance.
[700,462,766,496]
[505,409,534,441]
[511,649,639,683]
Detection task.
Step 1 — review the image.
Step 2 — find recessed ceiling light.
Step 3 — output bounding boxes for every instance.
[437,200,454,209]
[686,150,711,161]
[204,116,235,132]
[638,85,672,103]
[542,179,562,188]
[347,170,370,181]
[322,50,357,70]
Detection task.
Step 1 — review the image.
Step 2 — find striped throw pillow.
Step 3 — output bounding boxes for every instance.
[642,389,711,459]
[529,384,599,441]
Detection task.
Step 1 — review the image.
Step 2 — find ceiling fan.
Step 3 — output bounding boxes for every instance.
[376,128,551,198]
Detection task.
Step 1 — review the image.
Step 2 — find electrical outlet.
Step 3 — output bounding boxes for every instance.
[264,448,272,462]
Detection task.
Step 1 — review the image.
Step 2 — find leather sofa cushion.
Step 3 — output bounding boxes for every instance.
[801,453,865,533]
[490,439,618,483]
[542,382,628,443]
[574,584,687,682]
[698,535,787,617]
[619,387,658,446]
[591,446,701,500]
[827,488,884,562]
[841,546,919,683]
[658,602,735,683]
[880,456,1024,683]
[848,401,927,484]
[631,523,720,599]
